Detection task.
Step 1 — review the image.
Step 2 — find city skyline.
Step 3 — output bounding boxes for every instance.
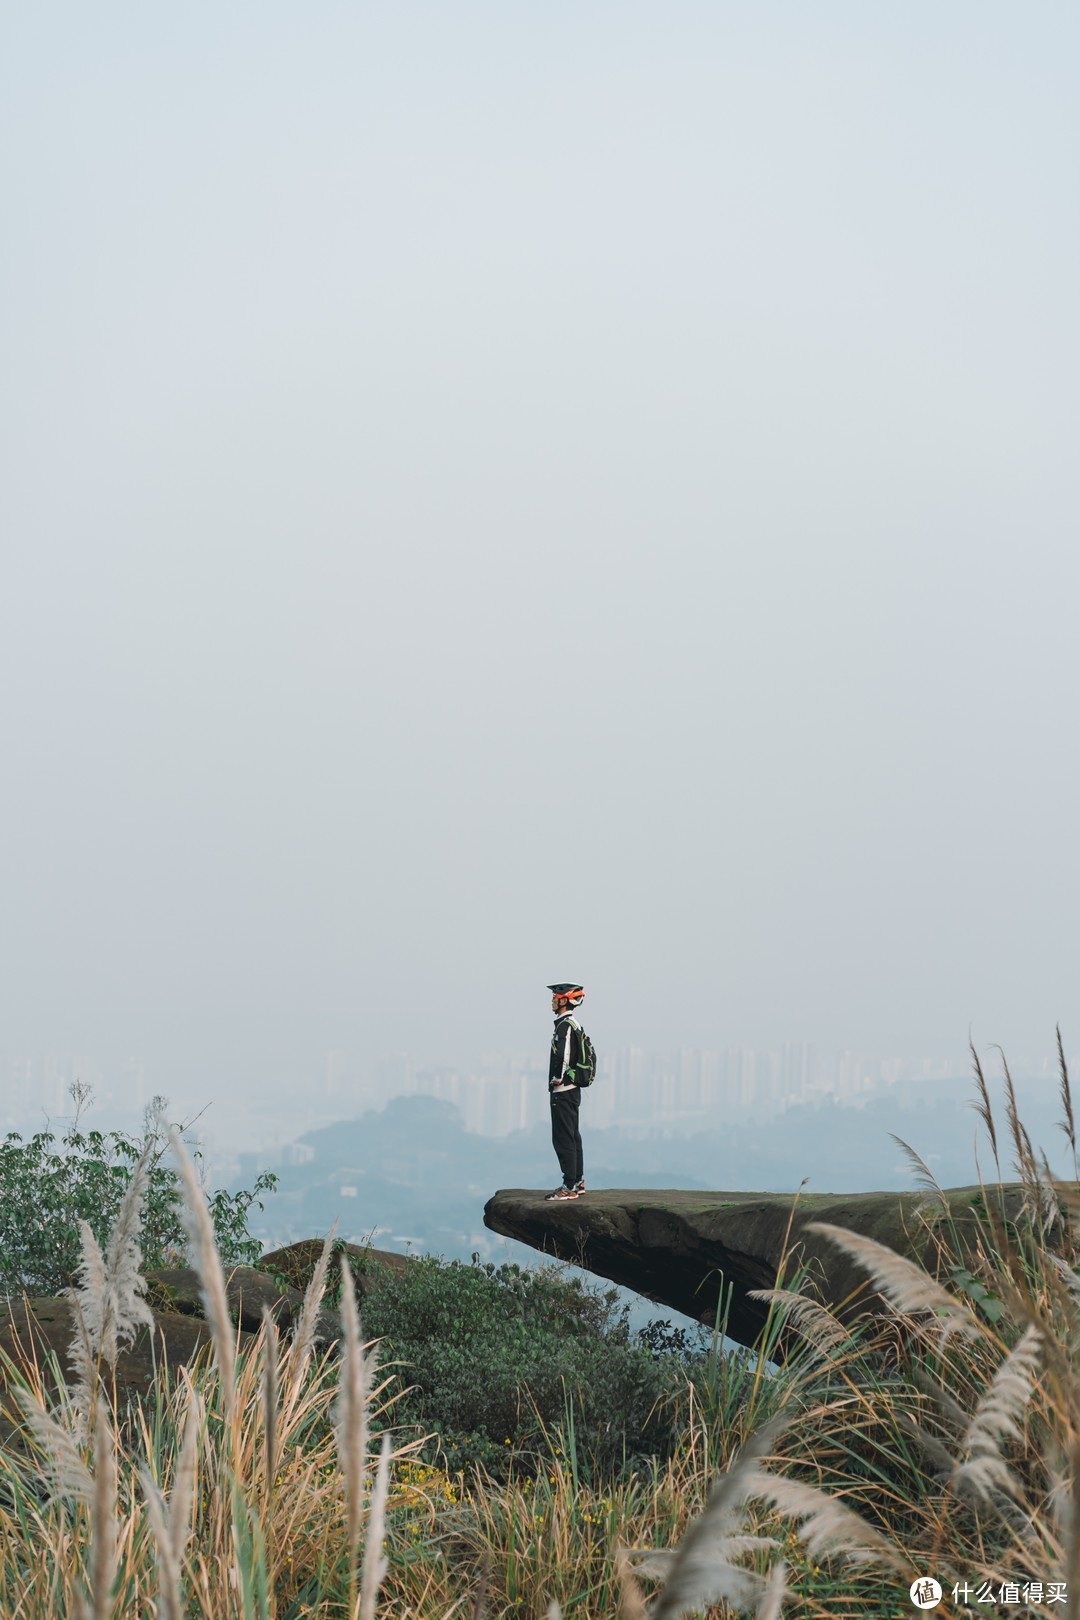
[2,1030,1065,1151]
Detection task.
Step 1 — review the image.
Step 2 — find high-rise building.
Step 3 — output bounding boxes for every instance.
[325,1050,349,1099]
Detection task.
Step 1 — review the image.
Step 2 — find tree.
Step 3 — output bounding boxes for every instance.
[0,1086,277,1297]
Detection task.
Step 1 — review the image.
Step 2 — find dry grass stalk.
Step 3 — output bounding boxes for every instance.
[59,1148,153,1430]
[168,1125,236,1417]
[358,1431,391,1620]
[288,1226,336,1391]
[756,1557,788,1620]
[744,1465,907,1572]
[1000,1051,1042,1194]
[467,1553,491,1620]
[969,1042,1001,1173]
[141,1484,182,1620]
[102,1145,154,1343]
[260,1304,279,1516]
[335,1256,376,1595]
[888,1135,948,1212]
[950,1326,1042,1508]
[89,1402,118,1620]
[1057,1026,1077,1158]
[142,1378,201,1620]
[67,1226,108,1413]
[894,1401,960,1479]
[747,1288,852,1360]
[614,1545,648,1620]
[14,1387,94,1503]
[1062,1434,1080,1607]
[170,1379,201,1570]
[632,1420,785,1619]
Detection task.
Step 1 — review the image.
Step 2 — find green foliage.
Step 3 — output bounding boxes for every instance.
[948,1263,1007,1323]
[634,1315,711,1361]
[0,1092,277,1297]
[353,1252,682,1481]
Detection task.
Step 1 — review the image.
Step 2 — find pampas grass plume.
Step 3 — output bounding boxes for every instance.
[335,1255,374,1584]
[168,1124,236,1416]
[747,1287,852,1359]
[89,1402,118,1620]
[745,1466,907,1571]
[67,1146,155,1415]
[951,1324,1041,1505]
[260,1303,279,1512]
[15,1388,94,1503]
[635,1420,786,1619]
[358,1431,391,1620]
[103,1143,154,1342]
[806,1221,975,1337]
[142,1380,200,1620]
[757,1558,788,1620]
[289,1225,337,1391]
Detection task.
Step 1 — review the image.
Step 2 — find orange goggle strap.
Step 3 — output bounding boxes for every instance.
[553,989,584,1007]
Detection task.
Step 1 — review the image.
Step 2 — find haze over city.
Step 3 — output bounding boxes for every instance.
[3,5,1077,1162]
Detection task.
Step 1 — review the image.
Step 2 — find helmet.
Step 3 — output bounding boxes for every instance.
[548,982,585,1014]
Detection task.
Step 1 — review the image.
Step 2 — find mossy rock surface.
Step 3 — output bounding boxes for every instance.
[0,1240,411,1435]
[0,1294,256,1440]
[145,1265,305,1332]
[258,1239,413,1301]
[483,1185,1032,1350]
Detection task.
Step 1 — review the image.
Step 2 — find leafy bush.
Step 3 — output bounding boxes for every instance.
[635,1315,712,1361]
[352,1252,683,1480]
[0,1090,277,1297]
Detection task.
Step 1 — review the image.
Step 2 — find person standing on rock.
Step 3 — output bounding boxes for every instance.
[545,981,595,1201]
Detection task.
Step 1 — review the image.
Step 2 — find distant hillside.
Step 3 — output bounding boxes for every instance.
[237,1072,1069,1268]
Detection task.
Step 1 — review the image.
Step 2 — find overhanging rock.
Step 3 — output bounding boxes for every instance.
[483,1186,1015,1350]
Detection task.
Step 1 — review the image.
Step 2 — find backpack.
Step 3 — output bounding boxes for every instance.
[569,1021,598,1088]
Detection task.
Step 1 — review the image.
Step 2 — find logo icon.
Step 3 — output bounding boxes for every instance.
[910,1577,942,1609]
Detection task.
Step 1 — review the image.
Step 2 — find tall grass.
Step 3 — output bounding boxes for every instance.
[0,1136,408,1619]
[726,1037,1080,1611]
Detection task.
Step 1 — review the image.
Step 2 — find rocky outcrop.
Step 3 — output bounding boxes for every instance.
[0,1294,255,1417]
[483,1186,1019,1350]
[260,1240,413,1301]
[145,1266,306,1332]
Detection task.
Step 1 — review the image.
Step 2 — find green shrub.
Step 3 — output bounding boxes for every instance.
[0,1090,277,1297]
[353,1253,682,1480]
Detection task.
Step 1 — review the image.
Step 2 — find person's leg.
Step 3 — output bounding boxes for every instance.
[550,1093,579,1188]
[570,1092,583,1186]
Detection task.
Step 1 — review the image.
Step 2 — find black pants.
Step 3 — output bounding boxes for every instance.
[550,1088,583,1187]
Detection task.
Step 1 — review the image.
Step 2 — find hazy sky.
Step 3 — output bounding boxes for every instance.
[3,3,1078,1093]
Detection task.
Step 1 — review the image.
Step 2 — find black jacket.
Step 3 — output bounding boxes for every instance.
[549,1014,586,1091]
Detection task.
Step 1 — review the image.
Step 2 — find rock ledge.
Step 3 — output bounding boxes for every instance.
[483,1185,1017,1348]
